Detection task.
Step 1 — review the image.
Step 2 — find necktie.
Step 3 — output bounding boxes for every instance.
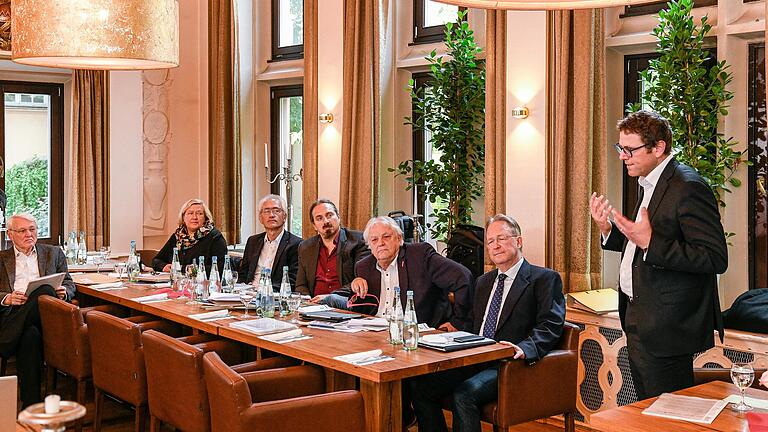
[482,274,507,339]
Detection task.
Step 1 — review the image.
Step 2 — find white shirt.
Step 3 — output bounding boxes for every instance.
[618,155,673,298]
[375,257,400,317]
[257,230,284,275]
[13,245,40,293]
[479,258,524,336]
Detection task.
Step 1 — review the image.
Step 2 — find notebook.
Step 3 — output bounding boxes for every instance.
[299,310,362,322]
[0,376,17,432]
[418,331,496,352]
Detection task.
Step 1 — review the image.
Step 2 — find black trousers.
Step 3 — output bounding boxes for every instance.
[0,285,56,408]
[624,302,694,401]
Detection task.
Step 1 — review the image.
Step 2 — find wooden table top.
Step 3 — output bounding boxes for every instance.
[590,381,768,432]
[77,283,517,383]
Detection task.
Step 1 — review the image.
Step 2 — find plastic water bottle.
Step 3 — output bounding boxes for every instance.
[403,290,419,351]
[279,266,291,316]
[208,256,221,295]
[261,269,274,318]
[389,287,404,345]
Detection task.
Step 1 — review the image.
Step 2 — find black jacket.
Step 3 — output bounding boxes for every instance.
[152,228,228,275]
[295,228,370,296]
[238,230,302,290]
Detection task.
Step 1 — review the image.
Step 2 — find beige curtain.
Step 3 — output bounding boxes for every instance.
[302,0,319,239]
[484,10,507,268]
[339,0,379,231]
[71,70,110,250]
[548,10,606,293]
[208,0,241,244]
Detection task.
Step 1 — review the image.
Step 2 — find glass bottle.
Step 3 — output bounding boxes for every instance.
[208,256,221,295]
[279,265,291,316]
[77,231,87,265]
[171,248,181,281]
[389,286,404,345]
[66,231,77,265]
[222,255,233,292]
[127,240,140,282]
[261,268,274,318]
[403,290,419,351]
[197,256,208,300]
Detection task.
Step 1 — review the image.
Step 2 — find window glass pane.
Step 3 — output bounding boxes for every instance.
[423,124,445,242]
[277,95,303,233]
[4,93,51,237]
[278,0,303,48]
[424,0,458,28]
[749,44,766,289]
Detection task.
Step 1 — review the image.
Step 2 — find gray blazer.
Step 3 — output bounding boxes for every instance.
[0,243,75,302]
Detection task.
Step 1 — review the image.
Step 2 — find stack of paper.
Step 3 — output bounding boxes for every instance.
[642,393,727,424]
[569,288,618,314]
[230,318,297,335]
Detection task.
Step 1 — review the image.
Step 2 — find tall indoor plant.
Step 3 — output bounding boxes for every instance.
[392,11,485,240]
[632,0,747,207]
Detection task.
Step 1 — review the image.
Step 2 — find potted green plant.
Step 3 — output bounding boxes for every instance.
[630,0,747,207]
[391,11,485,240]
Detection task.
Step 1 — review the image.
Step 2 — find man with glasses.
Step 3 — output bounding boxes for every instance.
[0,213,75,408]
[589,110,727,399]
[411,214,565,432]
[239,194,302,289]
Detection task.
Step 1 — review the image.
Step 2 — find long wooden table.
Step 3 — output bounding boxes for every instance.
[76,283,516,432]
[590,381,768,431]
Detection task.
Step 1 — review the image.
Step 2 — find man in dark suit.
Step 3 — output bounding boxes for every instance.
[348,216,472,331]
[0,214,75,407]
[238,194,302,289]
[590,110,728,400]
[295,199,370,299]
[411,215,565,432]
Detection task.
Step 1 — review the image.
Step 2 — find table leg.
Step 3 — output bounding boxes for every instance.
[324,369,356,392]
[360,379,402,432]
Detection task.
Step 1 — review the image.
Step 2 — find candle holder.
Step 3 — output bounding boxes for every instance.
[18,400,86,432]
[265,157,303,234]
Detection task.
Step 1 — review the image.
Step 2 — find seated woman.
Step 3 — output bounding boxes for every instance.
[152,199,227,275]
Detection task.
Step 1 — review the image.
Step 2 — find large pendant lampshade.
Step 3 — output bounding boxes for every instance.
[433,0,657,9]
[11,0,179,70]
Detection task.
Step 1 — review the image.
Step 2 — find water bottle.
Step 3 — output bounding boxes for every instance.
[66,231,77,265]
[208,256,221,295]
[77,231,87,265]
[389,287,404,345]
[279,265,291,316]
[261,268,274,318]
[403,290,419,351]
[127,240,140,282]
[222,255,233,292]
[197,256,208,300]
[171,248,181,281]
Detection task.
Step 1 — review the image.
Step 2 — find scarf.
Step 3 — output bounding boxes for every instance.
[175,220,214,251]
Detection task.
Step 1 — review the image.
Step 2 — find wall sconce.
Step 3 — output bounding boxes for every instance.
[511,107,529,119]
[318,113,334,124]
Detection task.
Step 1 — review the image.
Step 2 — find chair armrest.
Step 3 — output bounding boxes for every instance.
[136,320,180,337]
[231,356,298,373]
[242,365,325,403]
[192,338,244,365]
[81,304,127,319]
[242,390,365,432]
[126,315,155,324]
[177,333,217,345]
[495,349,577,427]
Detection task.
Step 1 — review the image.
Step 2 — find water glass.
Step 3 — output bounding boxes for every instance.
[184,278,198,305]
[93,254,105,273]
[288,293,302,323]
[114,262,127,280]
[730,362,755,412]
[223,271,238,293]
[240,287,255,317]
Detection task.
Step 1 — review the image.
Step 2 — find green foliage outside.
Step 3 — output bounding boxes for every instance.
[391,10,485,240]
[6,156,49,236]
[629,0,747,207]
[289,95,303,233]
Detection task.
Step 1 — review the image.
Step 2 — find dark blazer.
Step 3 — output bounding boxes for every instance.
[471,259,565,363]
[603,158,727,357]
[0,243,76,302]
[238,230,302,289]
[295,228,370,296]
[152,228,228,275]
[350,242,473,329]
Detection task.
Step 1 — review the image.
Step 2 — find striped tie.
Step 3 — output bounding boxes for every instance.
[482,274,507,339]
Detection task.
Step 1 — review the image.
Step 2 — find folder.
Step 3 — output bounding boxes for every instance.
[568,288,618,314]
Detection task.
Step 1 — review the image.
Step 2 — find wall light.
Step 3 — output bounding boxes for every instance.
[511,107,530,119]
[319,113,334,124]
[11,0,179,70]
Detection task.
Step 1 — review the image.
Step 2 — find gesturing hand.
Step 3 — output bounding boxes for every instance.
[589,192,613,237]
[350,277,368,297]
[612,207,652,250]
[499,341,525,359]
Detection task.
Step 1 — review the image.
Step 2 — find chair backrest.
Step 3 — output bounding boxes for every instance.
[138,249,159,268]
[694,367,767,390]
[38,296,91,379]
[142,330,210,432]
[557,321,581,352]
[203,352,253,432]
[87,311,149,406]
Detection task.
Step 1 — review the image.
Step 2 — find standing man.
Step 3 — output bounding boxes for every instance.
[348,216,472,331]
[238,194,302,289]
[0,213,75,407]
[411,215,565,432]
[590,110,727,399]
[295,199,370,300]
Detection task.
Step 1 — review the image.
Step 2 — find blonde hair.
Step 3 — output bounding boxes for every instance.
[363,216,404,246]
[177,199,214,227]
[8,213,37,230]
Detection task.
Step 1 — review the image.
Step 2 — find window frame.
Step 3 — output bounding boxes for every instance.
[269,84,303,193]
[271,0,304,62]
[412,0,464,45]
[747,42,766,290]
[0,80,64,246]
[621,0,717,18]
[410,72,432,223]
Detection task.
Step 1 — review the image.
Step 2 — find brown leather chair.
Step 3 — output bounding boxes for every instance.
[694,367,767,390]
[87,311,179,432]
[137,249,159,269]
[142,330,298,432]
[203,351,365,432]
[478,322,580,432]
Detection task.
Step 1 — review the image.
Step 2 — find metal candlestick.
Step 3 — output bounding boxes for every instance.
[265,157,303,234]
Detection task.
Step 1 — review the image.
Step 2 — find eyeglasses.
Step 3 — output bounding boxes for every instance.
[346,293,380,309]
[10,227,37,234]
[614,142,654,157]
[487,235,520,247]
[260,207,284,215]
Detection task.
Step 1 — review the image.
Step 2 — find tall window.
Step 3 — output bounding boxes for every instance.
[621,0,717,17]
[413,0,460,45]
[748,43,766,290]
[271,0,303,61]
[270,85,303,234]
[0,81,64,245]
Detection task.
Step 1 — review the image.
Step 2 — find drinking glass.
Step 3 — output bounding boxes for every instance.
[240,287,255,318]
[288,292,302,324]
[223,271,237,293]
[730,362,755,412]
[114,262,127,280]
[93,254,105,274]
[183,278,198,305]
